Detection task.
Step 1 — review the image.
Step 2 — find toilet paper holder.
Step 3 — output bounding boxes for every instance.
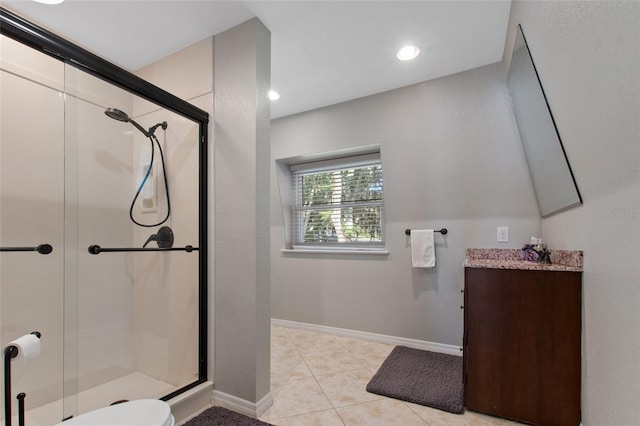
[4,331,41,426]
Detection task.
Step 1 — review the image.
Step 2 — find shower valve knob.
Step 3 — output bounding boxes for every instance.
[143,226,174,248]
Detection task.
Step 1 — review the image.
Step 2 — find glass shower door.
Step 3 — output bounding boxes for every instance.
[1,12,207,422]
[62,62,201,419]
[0,34,65,425]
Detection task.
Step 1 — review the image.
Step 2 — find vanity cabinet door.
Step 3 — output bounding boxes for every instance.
[463,267,581,426]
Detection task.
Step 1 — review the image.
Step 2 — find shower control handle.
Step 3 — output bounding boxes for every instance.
[143,226,174,248]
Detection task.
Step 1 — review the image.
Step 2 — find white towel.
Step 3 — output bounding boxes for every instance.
[411,229,436,268]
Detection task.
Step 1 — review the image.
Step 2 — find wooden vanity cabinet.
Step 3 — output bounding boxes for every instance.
[463,267,582,425]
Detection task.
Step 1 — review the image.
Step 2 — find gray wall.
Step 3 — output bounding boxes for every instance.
[504,1,640,424]
[271,62,541,346]
[215,18,272,404]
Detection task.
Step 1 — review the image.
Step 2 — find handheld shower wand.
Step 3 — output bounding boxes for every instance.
[104,108,171,227]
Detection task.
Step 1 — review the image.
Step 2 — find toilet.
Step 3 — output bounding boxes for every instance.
[55,399,174,426]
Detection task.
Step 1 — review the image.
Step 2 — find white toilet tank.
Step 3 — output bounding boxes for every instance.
[55,399,174,426]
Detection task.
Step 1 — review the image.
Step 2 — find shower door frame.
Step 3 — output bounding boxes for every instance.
[0,6,209,402]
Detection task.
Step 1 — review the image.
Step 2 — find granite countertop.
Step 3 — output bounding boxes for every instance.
[464,248,583,272]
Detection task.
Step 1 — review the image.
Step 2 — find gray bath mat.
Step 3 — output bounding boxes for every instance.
[366,346,464,414]
[184,406,274,426]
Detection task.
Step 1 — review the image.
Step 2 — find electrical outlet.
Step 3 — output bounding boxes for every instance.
[497,226,509,243]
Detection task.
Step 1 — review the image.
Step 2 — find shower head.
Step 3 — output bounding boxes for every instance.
[104,108,130,123]
[104,107,167,137]
[105,107,148,136]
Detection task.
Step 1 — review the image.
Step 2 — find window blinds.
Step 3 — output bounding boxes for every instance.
[291,153,384,247]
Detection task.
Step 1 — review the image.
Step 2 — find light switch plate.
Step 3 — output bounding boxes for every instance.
[497,226,509,242]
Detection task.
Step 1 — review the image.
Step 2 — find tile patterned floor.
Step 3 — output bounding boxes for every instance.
[260,326,519,425]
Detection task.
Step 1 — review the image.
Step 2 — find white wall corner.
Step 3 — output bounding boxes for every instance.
[167,381,214,424]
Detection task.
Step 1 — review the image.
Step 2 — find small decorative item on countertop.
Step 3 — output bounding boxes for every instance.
[520,237,553,264]
[532,247,552,264]
[521,244,537,262]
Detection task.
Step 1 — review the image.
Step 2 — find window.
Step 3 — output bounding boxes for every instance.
[291,152,384,250]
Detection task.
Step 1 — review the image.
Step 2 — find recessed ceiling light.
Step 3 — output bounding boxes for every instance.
[268,90,280,101]
[397,45,420,61]
[32,0,65,4]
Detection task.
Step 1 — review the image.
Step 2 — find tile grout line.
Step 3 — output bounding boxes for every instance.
[286,327,363,425]
[308,332,385,425]
[269,328,343,424]
[275,327,426,425]
[305,334,350,426]
[274,327,399,425]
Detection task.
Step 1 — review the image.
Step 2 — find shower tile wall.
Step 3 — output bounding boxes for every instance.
[134,36,214,387]
[131,103,200,387]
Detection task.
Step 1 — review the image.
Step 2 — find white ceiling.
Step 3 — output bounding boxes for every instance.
[2,1,512,118]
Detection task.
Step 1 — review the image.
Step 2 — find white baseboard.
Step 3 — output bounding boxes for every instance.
[168,381,213,424]
[212,390,273,418]
[271,318,462,356]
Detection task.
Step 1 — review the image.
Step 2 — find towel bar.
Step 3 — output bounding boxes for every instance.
[405,228,448,235]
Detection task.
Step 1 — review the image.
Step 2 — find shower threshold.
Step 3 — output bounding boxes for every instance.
[4,372,177,426]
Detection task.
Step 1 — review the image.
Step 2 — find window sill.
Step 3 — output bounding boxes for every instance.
[281,248,390,255]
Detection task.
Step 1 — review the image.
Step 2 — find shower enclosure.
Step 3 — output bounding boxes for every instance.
[0,8,208,425]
